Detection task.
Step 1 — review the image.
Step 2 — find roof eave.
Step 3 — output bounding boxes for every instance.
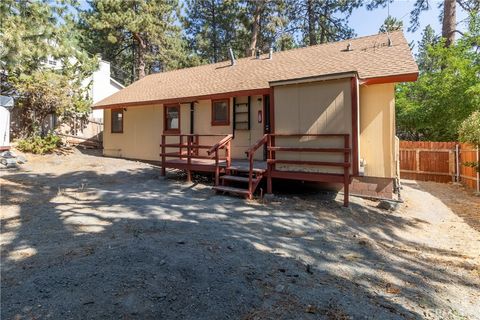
[269,71,359,87]
[359,72,418,85]
[92,87,271,110]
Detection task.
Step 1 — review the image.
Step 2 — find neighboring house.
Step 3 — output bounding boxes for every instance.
[93,31,418,205]
[0,95,14,151]
[52,60,124,146]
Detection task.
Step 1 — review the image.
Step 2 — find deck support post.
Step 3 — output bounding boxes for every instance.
[214,150,220,186]
[161,135,166,176]
[343,135,350,207]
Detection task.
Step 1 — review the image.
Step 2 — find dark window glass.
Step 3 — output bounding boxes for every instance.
[165,105,180,132]
[212,100,229,125]
[111,109,123,133]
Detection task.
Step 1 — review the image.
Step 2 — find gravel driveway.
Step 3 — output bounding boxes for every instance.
[1,149,479,319]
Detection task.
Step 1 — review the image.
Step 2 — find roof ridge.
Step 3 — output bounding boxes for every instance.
[142,31,405,80]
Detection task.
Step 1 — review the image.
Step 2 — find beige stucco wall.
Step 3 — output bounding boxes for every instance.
[273,79,353,174]
[103,105,163,161]
[103,95,265,161]
[359,83,396,178]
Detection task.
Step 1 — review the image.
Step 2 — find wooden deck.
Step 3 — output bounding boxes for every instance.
[160,133,352,206]
[163,159,267,173]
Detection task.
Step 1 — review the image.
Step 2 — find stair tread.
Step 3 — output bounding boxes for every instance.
[220,175,259,183]
[213,185,250,195]
[227,166,266,173]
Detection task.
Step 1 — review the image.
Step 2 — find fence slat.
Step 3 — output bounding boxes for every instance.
[399,141,479,190]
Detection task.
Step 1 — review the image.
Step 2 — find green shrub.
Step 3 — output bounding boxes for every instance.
[458,111,480,146]
[16,134,62,154]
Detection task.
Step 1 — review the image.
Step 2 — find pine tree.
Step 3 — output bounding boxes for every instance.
[81,0,189,81]
[285,0,362,46]
[416,25,438,73]
[379,16,404,33]
[242,0,293,56]
[183,0,244,63]
[368,0,479,47]
[0,0,96,137]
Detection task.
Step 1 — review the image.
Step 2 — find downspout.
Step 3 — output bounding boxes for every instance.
[190,102,194,134]
[351,77,360,176]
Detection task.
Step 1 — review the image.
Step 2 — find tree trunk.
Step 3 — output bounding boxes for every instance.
[246,1,262,56]
[211,0,218,63]
[133,32,147,79]
[307,0,316,45]
[442,0,456,47]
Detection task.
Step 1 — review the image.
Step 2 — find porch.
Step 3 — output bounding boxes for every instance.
[160,133,352,206]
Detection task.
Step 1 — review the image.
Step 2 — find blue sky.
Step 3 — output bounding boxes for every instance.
[349,1,469,50]
[76,0,469,53]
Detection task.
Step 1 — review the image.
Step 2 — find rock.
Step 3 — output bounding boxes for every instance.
[275,284,285,292]
[377,200,400,211]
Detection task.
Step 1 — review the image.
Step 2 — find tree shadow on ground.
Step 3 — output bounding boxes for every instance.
[402,179,480,232]
[1,168,478,319]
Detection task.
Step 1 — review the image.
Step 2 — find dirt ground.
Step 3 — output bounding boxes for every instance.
[1,149,479,320]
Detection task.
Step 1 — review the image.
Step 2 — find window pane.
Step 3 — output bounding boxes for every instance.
[214,101,228,122]
[166,106,179,130]
[112,110,123,133]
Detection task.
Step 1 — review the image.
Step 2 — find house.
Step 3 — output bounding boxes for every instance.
[0,95,14,151]
[93,31,418,206]
[56,60,124,147]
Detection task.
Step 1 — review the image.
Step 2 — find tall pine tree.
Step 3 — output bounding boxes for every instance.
[183,0,244,63]
[286,0,362,46]
[81,0,190,81]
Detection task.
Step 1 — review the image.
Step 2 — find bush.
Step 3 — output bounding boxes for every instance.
[458,111,480,146]
[16,134,62,154]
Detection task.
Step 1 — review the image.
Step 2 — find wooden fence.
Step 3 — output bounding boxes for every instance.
[399,141,479,192]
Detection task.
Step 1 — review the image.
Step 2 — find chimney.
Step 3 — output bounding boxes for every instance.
[268,47,273,59]
[229,48,236,66]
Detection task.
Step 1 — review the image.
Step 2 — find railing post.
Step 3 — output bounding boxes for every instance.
[226,140,231,168]
[161,135,166,176]
[215,150,220,186]
[179,135,183,159]
[267,134,273,194]
[248,152,253,196]
[343,135,350,207]
[186,135,192,182]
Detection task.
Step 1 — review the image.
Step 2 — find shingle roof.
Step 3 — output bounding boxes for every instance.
[94,31,418,108]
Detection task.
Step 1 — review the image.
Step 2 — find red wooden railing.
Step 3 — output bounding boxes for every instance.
[265,133,351,206]
[160,134,232,183]
[207,134,233,185]
[245,134,269,195]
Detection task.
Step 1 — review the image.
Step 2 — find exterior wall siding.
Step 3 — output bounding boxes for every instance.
[273,79,353,174]
[359,83,396,178]
[103,95,265,161]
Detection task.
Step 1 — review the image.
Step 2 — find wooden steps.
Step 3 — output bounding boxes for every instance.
[220,175,260,183]
[213,185,251,196]
[213,165,266,199]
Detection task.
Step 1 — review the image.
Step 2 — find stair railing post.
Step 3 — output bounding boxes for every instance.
[267,134,272,194]
[161,135,166,176]
[186,135,192,182]
[226,139,231,168]
[343,135,350,207]
[215,149,220,186]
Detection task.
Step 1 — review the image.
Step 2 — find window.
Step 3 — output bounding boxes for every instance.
[111,109,123,133]
[164,104,180,132]
[211,99,230,126]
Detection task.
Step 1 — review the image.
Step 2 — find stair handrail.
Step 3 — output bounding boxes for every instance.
[207,134,233,156]
[206,134,233,185]
[245,134,269,195]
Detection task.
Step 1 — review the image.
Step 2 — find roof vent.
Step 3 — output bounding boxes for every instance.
[387,36,393,47]
[268,47,273,60]
[346,43,352,51]
[229,48,236,66]
[255,49,261,59]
